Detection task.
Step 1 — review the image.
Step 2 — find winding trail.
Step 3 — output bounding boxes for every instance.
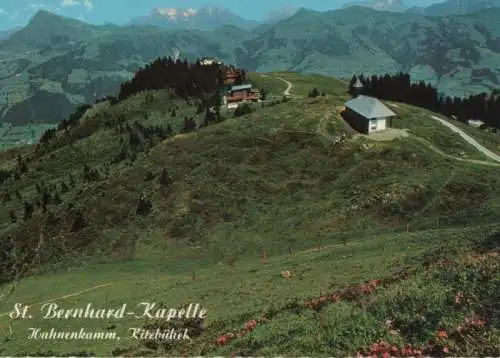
[317,112,334,142]
[259,74,294,96]
[430,115,500,163]
[275,76,293,96]
[412,136,500,167]
[0,234,368,318]
[272,77,500,169]
[331,78,500,164]
[325,109,500,168]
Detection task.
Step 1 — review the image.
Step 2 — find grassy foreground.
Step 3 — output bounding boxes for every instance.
[0,72,499,356]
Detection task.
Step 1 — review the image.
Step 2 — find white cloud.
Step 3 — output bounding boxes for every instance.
[28,4,47,8]
[61,0,80,6]
[0,8,8,15]
[83,0,93,11]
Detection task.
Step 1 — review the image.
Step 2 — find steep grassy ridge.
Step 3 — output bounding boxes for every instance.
[0,72,498,356]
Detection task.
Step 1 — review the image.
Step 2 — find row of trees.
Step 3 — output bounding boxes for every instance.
[118,57,245,102]
[349,73,500,129]
[36,57,247,154]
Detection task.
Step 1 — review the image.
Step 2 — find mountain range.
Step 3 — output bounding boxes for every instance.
[123,0,500,30]
[126,5,302,31]
[127,6,260,30]
[342,0,408,12]
[0,4,500,125]
[0,28,21,41]
[342,0,500,15]
[407,0,500,16]
[2,0,500,35]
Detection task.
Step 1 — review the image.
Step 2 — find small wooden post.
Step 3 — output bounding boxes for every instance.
[261,250,267,264]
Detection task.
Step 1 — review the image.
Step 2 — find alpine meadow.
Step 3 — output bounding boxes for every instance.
[0,1,499,357]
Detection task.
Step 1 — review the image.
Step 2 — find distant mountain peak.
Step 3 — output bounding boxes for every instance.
[0,27,21,41]
[2,9,99,49]
[33,9,56,16]
[342,0,408,12]
[264,6,299,23]
[148,5,240,19]
[152,7,197,21]
[28,8,91,27]
[199,6,232,14]
[405,0,500,16]
[295,7,318,14]
[128,5,258,30]
[30,9,61,22]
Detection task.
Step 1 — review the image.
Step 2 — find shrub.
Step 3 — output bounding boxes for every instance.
[234,103,255,118]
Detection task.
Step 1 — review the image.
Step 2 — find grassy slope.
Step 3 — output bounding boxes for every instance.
[443,119,500,155]
[387,102,493,161]
[0,73,499,356]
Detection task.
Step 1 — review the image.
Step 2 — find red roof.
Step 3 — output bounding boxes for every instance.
[227,93,258,102]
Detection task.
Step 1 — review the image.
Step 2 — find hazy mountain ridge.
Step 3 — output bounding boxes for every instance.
[342,0,408,12]
[236,7,500,93]
[264,6,300,23]
[0,28,21,41]
[342,0,500,14]
[128,6,260,30]
[1,7,500,125]
[406,0,500,16]
[1,10,105,52]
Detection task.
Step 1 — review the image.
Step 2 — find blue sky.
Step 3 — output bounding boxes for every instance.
[0,0,439,30]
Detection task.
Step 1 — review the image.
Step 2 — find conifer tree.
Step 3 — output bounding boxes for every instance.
[159,168,172,187]
[23,201,34,220]
[9,210,16,223]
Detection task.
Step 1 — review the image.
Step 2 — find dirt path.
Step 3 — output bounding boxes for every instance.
[317,106,356,144]
[325,108,500,168]
[317,112,337,142]
[259,74,294,96]
[335,78,349,85]
[275,76,293,96]
[354,128,409,142]
[430,115,500,163]
[0,283,114,318]
[412,136,500,168]
[0,204,492,318]
[0,235,356,317]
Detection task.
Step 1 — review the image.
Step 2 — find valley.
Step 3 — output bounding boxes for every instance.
[0,6,500,133]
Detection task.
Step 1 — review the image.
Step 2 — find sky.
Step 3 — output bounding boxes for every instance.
[0,0,440,31]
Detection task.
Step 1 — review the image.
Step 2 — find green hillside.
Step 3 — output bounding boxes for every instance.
[1,7,500,127]
[0,72,498,356]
